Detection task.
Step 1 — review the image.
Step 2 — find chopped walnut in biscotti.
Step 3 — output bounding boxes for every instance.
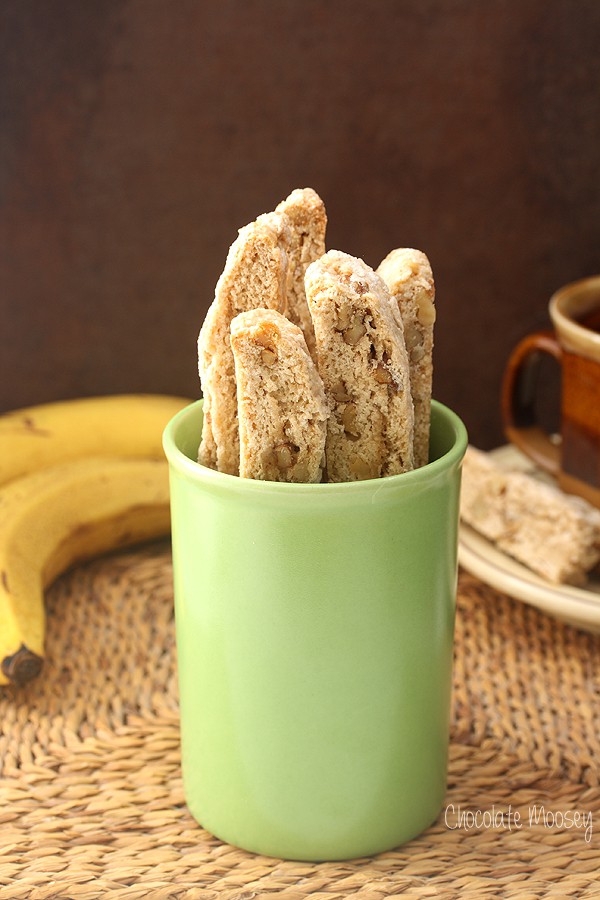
[276,188,327,358]
[305,250,415,482]
[230,309,328,483]
[377,248,435,468]
[197,211,291,475]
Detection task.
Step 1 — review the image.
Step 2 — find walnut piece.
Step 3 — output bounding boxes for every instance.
[350,456,375,480]
[341,403,359,437]
[416,290,436,326]
[373,363,392,384]
[261,348,277,365]
[273,442,299,469]
[343,315,367,345]
[336,306,352,330]
[331,380,352,402]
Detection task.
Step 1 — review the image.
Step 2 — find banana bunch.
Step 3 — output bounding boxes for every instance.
[0,394,191,687]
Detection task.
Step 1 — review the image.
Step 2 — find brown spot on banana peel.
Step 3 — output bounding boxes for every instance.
[20,416,52,437]
[2,643,44,686]
[1,570,9,593]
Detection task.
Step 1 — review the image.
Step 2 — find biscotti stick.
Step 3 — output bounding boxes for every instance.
[377,249,435,468]
[305,250,415,482]
[231,309,328,483]
[276,188,327,357]
[461,446,600,585]
[197,212,291,475]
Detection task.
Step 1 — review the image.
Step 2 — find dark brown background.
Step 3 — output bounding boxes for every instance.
[2,1,599,447]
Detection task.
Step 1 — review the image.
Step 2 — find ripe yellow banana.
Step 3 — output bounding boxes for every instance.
[0,457,171,687]
[0,394,191,487]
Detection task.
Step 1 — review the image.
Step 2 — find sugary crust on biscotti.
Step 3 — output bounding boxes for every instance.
[377,248,435,468]
[230,309,328,483]
[197,212,291,475]
[461,446,600,585]
[276,188,327,357]
[305,250,415,482]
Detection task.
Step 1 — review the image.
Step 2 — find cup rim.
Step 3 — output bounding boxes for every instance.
[549,275,600,354]
[163,399,468,494]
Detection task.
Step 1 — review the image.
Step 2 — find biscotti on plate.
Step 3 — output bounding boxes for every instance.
[461,445,600,585]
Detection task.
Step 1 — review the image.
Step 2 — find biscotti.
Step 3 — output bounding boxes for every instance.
[377,248,435,468]
[276,188,327,357]
[230,309,328,482]
[305,250,415,482]
[197,211,290,475]
[461,446,600,584]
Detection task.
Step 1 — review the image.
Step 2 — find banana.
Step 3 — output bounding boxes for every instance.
[0,394,191,487]
[0,457,171,687]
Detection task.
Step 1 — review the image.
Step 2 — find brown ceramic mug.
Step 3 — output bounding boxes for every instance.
[502,275,600,508]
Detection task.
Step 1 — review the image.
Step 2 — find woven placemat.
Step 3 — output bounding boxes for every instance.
[1,544,599,899]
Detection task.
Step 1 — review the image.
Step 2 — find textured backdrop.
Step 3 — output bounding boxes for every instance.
[2,0,599,447]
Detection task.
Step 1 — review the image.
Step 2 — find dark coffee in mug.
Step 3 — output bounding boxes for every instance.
[576,306,600,335]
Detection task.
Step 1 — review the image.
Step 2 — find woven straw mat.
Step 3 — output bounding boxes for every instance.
[1,542,599,899]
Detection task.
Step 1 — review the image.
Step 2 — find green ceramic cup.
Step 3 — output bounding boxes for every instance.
[163,399,467,861]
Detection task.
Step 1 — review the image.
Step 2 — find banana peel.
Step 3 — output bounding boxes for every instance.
[0,393,190,487]
[0,394,193,687]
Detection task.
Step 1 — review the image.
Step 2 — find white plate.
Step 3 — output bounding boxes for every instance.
[458,445,600,634]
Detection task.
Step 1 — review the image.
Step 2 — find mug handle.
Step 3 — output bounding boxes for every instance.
[501,330,562,476]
